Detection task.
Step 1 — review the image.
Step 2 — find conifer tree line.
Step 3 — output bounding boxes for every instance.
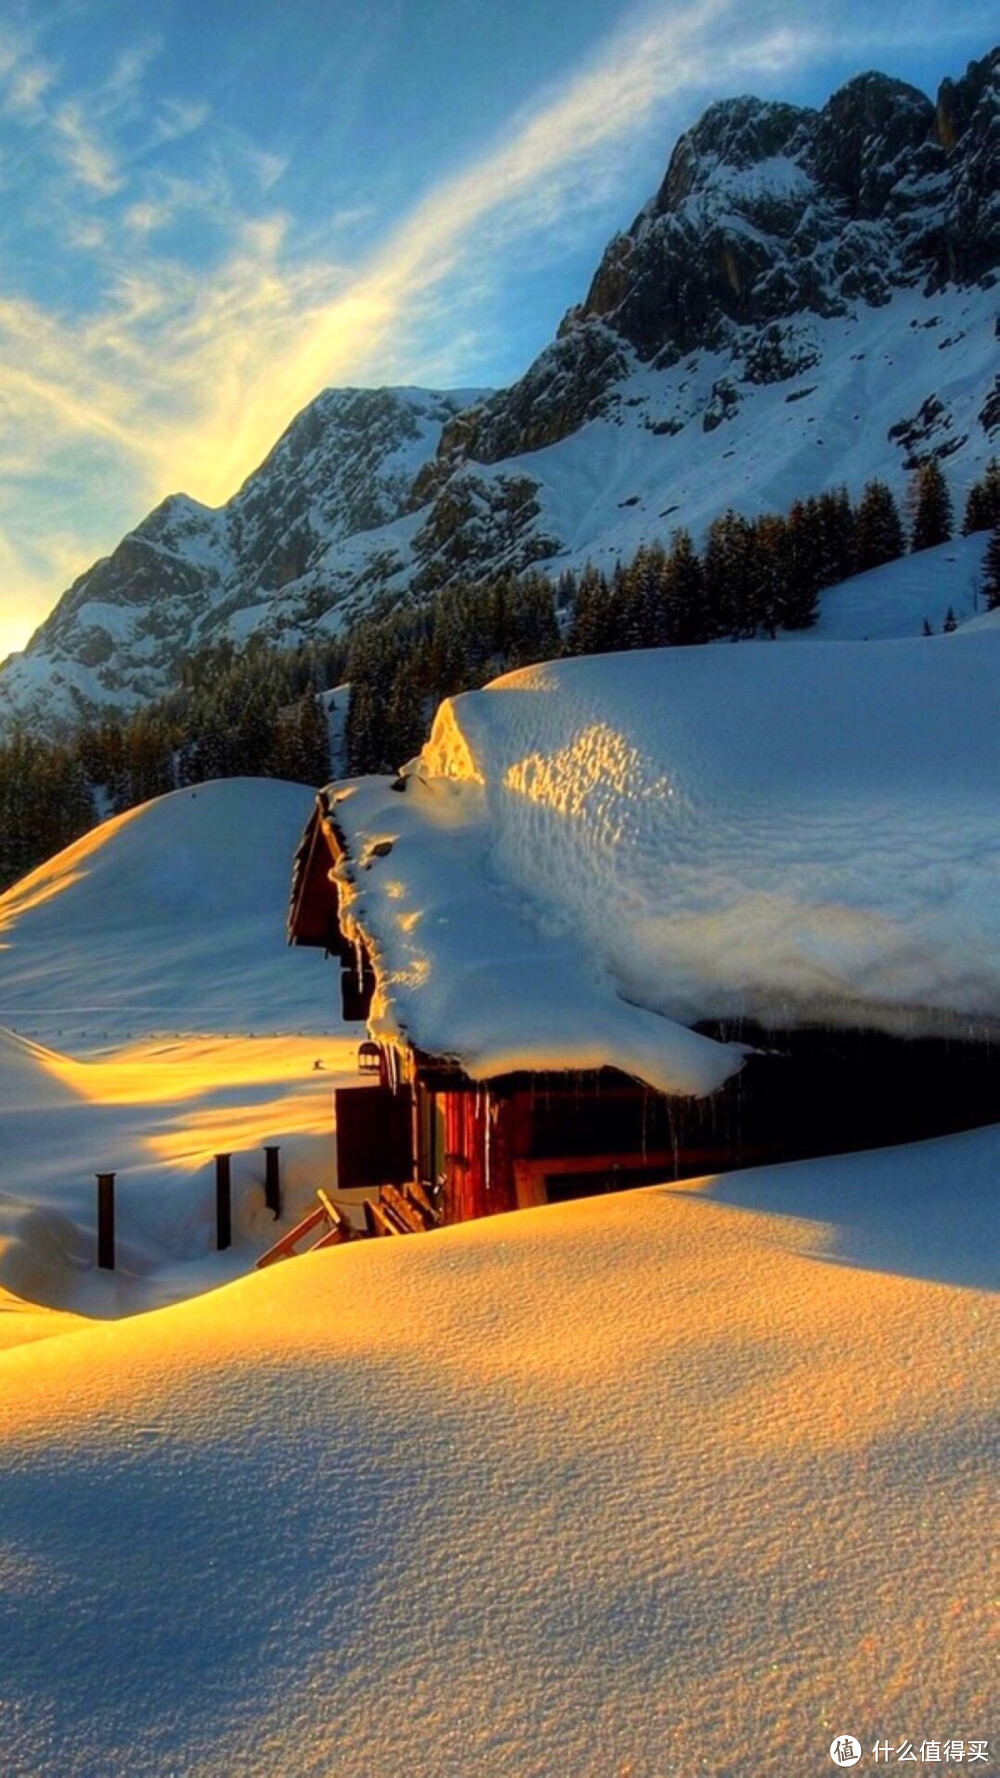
[348,459,995,771]
[0,637,342,893]
[1,455,996,892]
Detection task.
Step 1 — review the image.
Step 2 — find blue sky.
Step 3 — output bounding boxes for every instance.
[0,0,995,659]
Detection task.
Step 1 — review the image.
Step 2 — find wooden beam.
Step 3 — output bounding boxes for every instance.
[316,1188,350,1237]
[403,1180,441,1227]
[380,1183,426,1234]
[255,1203,327,1269]
[310,1223,350,1252]
[363,1198,399,1237]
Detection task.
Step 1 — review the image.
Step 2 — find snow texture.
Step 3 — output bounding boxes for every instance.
[0,1135,996,1776]
[333,626,1000,1089]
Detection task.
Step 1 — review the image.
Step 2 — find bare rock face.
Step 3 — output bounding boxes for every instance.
[939,48,1000,281]
[439,54,999,464]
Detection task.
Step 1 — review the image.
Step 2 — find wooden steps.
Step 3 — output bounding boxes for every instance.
[255,1190,352,1268]
[256,1179,442,1265]
[363,1180,443,1238]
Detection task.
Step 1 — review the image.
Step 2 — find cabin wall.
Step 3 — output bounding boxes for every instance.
[405,1030,1000,1226]
[437,1089,518,1223]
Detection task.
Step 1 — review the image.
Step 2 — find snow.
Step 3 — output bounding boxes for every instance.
[0,778,338,1044]
[0,779,361,1327]
[0,1132,995,1776]
[500,283,1000,594]
[701,152,815,200]
[331,628,1000,1088]
[5,277,1000,735]
[331,767,744,1097]
[0,673,996,1775]
[782,531,990,641]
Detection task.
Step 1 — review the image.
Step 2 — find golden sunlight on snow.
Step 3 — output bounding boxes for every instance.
[0,1286,88,1353]
[24,1033,354,1166]
[0,802,147,932]
[0,1029,358,1335]
[503,721,676,822]
[0,1172,995,1776]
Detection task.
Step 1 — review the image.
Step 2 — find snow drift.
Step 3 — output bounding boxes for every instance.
[0,1139,995,1776]
[0,780,357,1323]
[0,777,337,1047]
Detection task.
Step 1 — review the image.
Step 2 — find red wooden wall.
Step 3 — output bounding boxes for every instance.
[442,1090,517,1222]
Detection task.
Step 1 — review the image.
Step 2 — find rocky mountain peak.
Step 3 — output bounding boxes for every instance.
[434,50,998,476]
[652,95,813,212]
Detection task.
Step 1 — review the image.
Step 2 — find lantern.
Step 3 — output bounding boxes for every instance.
[358,1039,381,1076]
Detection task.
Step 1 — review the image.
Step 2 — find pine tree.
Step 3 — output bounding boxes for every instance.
[384,664,427,769]
[346,681,382,775]
[816,486,856,588]
[297,689,332,786]
[660,530,706,644]
[749,514,787,637]
[505,573,560,668]
[569,564,614,655]
[962,458,1000,534]
[984,522,1000,610]
[855,480,905,573]
[703,511,754,638]
[910,459,954,552]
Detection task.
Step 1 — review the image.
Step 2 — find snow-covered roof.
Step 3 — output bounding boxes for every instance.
[325,631,1000,1096]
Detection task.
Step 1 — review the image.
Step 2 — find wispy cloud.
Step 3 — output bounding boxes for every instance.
[0,0,993,659]
[51,97,122,192]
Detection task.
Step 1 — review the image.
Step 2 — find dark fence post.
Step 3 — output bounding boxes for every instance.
[96,1172,115,1270]
[264,1145,281,1218]
[215,1152,232,1251]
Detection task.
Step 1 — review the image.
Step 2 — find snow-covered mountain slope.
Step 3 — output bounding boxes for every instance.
[0,1142,996,1774]
[0,387,485,732]
[3,47,1000,735]
[784,529,990,639]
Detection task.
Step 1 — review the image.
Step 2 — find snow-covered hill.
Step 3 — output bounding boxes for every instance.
[0,777,341,1043]
[0,779,357,1324]
[783,529,990,639]
[2,46,999,735]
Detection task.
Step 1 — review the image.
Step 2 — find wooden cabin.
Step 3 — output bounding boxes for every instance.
[289,785,1000,1226]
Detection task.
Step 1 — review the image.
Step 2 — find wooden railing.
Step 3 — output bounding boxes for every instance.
[255,1188,352,1268]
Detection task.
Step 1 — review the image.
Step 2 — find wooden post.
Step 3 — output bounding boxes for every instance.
[215,1152,232,1251]
[96,1172,115,1270]
[264,1145,281,1218]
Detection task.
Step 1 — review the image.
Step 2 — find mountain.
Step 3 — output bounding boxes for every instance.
[3,46,1000,735]
[1,387,487,732]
